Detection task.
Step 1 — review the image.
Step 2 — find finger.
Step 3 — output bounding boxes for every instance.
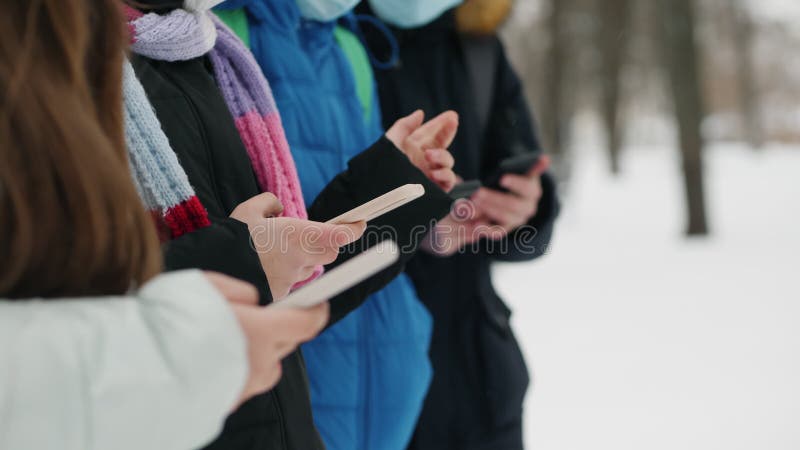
[472,221,509,241]
[475,200,524,228]
[430,168,457,192]
[500,173,540,200]
[205,272,259,306]
[261,192,285,217]
[252,192,285,218]
[273,342,301,361]
[425,149,455,169]
[407,110,459,150]
[271,303,330,341]
[527,154,551,177]
[428,111,459,149]
[273,304,330,353]
[315,246,340,266]
[385,110,425,148]
[473,189,531,227]
[296,220,364,252]
[329,221,366,247]
[474,187,531,214]
[297,265,321,283]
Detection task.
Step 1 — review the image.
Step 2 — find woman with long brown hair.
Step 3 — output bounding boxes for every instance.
[0,1,328,448]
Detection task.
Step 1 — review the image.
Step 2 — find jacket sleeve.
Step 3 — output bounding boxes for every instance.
[307,137,453,324]
[163,218,274,306]
[0,270,247,450]
[480,38,560,262]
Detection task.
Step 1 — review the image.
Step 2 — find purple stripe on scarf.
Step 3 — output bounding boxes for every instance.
[210,17,277,118]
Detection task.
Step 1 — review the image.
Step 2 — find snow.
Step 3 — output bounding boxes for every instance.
[746,0,800,24]
[493,130,800,449]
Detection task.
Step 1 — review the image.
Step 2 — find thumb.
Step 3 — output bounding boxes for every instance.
[529,155,551,177]
[426,111,458,148]
[412,110,458,150]
[385,110,425,148]
[271,302,330,341]
[254,192,285,218]
[329,221,367,247]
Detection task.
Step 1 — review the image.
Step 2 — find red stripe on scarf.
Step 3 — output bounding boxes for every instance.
[163,196,212,239]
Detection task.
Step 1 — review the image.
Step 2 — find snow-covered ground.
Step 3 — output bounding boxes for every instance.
[493,138,800,449]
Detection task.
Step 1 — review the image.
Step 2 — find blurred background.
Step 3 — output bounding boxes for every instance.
[492,0,800,448]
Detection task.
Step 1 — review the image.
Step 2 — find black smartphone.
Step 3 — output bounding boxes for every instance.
[483,154,541,192]
[449,180,482,199]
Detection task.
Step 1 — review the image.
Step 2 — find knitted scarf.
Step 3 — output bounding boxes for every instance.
[123,60,210,239]
[124,3,308,240]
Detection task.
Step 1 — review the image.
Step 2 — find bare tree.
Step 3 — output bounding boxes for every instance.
[729,0,764,148]
[541,0,568,161]
[597,0,632,174]
[657,0,710,235]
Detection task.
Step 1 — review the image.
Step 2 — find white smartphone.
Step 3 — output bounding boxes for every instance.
[269,240,400,309]
[325,184,425,225]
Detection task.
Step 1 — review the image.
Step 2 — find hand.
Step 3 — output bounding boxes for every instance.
[231,194,366,299]
[421,200,505,256]
[471,155,550,235]
[385,110,459,192]
[248,217,366,300]
[203,272,329,406]
[230,192,284,223]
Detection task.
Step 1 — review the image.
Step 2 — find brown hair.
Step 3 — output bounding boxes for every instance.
[0,0,161,299]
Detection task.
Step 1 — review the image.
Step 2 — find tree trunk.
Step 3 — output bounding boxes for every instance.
[657,0,710,236]
[542,0,567,160]
[730,0,764,149]
[597,0,631,175]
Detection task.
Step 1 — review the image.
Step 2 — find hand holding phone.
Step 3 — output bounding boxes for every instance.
[473,154,550,232]
[269,240,400,309]
[483,154,541,192]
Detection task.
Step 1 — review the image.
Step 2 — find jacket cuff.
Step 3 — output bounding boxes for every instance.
[162,218,274,306]
[307,137,454,324]
[311,136,454,257]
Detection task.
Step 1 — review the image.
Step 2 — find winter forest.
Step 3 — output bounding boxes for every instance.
[495,0,800,448]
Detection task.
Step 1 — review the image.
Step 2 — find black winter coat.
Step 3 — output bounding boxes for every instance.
[130,54,452,450]
[361,10,560,450]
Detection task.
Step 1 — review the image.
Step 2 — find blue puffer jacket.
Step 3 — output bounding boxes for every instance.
[216,2,433,449]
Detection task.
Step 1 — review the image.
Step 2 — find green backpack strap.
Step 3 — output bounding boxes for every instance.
[333,26,374,124]
[215,9,251,47]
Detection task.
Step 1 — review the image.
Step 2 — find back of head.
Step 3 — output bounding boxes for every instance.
[0,0,161,299]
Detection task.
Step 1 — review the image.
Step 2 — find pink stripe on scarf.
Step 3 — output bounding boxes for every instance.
[234,112,324,288]
[234,111,307,220]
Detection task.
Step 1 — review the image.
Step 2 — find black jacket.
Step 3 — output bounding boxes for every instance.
[361,10,560,450]
[130,53,451,450]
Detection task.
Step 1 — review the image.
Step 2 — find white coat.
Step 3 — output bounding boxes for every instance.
[0,270,247,450]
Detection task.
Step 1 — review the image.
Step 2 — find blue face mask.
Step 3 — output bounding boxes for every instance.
[295,0,360,22]
[368,0,463,29]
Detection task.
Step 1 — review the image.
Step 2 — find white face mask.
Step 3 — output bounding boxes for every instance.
[368,0,463,29]
[295,0,360,22]
[183,0,224,12]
